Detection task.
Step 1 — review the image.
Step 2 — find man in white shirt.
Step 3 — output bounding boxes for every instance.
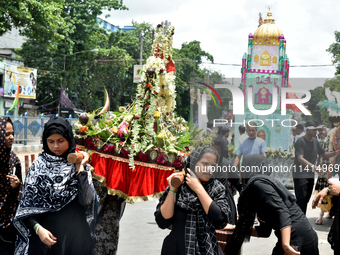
[238,125,248,144]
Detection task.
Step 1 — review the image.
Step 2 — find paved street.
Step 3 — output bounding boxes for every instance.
[118,190,334,255]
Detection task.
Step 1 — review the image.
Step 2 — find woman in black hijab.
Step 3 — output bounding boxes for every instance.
[14,117,98,255]
[0,117,22,255]
[155,146,231,255]
[225,154,318,255]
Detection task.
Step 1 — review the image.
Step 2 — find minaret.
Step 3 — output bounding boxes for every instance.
[235,9,291,151]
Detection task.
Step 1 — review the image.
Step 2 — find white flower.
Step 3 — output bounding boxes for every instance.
[124,115,133,122]
[75,123,82,129]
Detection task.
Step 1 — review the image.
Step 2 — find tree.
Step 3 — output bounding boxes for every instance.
[0,0,65,48]
[327,31,340,75]
[303,86,327,125]
[172,41,214,119]
[16,0,128,112]
[107,21,154,106]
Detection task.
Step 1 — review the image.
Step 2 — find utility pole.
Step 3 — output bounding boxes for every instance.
[207,70,210,85]
[140,33,143,65]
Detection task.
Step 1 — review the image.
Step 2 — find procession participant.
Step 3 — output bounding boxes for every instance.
[313,126,340,254]
[238,125,248,145]
[205,122,214,136]
[14,117,98,255]
[93,180,125,255]
[293,120,340,215]
[226,154,319,255]
[211,137,241,225]
[0,117,22,255]
[314,126,338,225]
[155,146,231,255]
[233,122,268,173]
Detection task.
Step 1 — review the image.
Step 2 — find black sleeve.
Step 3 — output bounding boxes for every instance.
[208,201,227,228]
[227,171,242,193]
[252,180,291,234]
[22,216,40,231]
[77,171,94,207]
[255,222,272,238]
[155,208,174,229]
[294,138,305,156]
[154,188,174,229]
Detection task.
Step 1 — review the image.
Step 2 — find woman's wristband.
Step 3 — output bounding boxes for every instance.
[33,223,42,234]
[326,187,330,195]
[169,189,177,194]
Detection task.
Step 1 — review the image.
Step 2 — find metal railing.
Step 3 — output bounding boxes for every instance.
[1,113,79,145]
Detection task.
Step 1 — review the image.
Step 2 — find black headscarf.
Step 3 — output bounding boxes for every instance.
[0,117,22,230]
[42,116,76,158]
[240,154,272,186]
[187,146,220,173]
[225,154,295,255]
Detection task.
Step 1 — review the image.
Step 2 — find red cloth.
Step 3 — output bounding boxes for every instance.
[166,56,176,73]
[285,83,309,113]
[90,152,174,200]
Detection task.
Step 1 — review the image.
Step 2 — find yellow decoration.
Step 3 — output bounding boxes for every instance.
[260,50,271,66]
[253,10,282,45]
[154,111,162,118]
[260,88,267,99]
[157,132,166,139]
[273,56,277,63]
[254,55,259,62]
[111,126,118,133]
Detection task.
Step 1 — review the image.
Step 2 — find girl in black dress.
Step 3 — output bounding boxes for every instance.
[226,154,319,255]
[0,117,22,255]
[155,146,231,255]
[14,117,98,255]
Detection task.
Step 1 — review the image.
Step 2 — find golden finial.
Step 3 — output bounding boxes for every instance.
[264,4,275,24]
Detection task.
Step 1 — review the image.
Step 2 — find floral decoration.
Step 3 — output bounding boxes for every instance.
[73,23,191,170]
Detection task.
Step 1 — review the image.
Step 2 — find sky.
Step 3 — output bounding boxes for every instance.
[100,0,340,89]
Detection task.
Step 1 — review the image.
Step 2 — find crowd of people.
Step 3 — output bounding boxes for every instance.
[1,115,340,254]
[155,120,340,254]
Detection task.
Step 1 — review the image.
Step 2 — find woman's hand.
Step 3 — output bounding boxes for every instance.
[328,180,340,196]
[312,188,328,209]
[76,151,89,174]
[37,227,57,246]
[282,244,300,255]
[185,169,203,193]
[6,174,20,188]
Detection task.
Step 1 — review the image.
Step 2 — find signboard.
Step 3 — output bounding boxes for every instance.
[133,65,143,83]
[229,101,233,109]
[0,87,3,97]
[4,64,37,99]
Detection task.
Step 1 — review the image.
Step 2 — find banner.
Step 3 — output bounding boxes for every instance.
[133,65,143,83]
[4,64,37,99]
[60,85,78,110]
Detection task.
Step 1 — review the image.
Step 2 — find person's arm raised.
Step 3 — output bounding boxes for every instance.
[185,169,212,214]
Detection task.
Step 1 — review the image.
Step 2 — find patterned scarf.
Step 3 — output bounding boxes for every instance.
[157,147,230,255]
[14,117,97,254]
[0,117,22,230]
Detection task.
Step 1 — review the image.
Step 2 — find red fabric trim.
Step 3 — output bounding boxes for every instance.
[91,153,174,198]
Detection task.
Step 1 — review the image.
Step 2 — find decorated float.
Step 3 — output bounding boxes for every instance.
[74,21,191,202]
